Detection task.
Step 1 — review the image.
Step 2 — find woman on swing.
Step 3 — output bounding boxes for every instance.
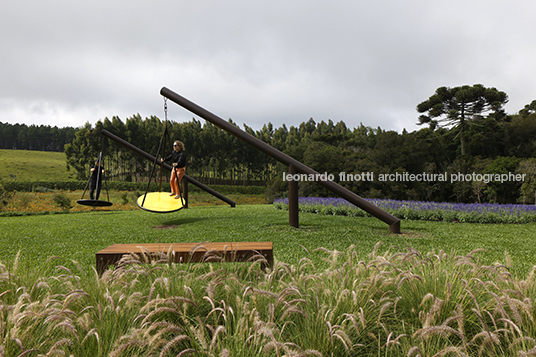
[162,140,186,199]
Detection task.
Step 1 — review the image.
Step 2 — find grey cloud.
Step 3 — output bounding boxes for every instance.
[1,0,536,132]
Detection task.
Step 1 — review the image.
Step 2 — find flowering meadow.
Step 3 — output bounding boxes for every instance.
[274,197,536,224]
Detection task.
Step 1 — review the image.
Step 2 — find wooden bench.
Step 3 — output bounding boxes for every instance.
[96,242,273,274]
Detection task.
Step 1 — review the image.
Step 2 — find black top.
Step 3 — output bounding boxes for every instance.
[164,150,186,168]
[90,163,105,181]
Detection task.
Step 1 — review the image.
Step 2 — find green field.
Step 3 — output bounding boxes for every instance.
[0,149,75,181]
[2,204,535,277]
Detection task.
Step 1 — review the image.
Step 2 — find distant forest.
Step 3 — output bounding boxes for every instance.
[2,85,536,205]
[0,122,76,151]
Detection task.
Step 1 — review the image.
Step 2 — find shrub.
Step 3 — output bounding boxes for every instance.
[3,180,266,195]
[17,192,32,208]
[33,186,55,193]
[0,181,10,208]
[52,192,72,210]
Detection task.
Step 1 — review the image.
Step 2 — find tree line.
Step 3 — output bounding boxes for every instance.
[3,84,536,204]
[63,114,277,187]
[0,122,76,151]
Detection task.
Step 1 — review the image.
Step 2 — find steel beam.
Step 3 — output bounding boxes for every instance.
[160,86,400,233]
[288,164,299,228]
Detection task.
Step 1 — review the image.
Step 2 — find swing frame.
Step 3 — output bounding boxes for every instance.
[137,98,185,213]
[77,151,113,207]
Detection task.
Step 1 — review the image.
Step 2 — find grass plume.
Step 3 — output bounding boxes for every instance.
[2,243,536,355]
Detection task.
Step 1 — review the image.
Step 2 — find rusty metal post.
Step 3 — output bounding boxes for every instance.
[101,129,235,208]
[288,164,299,228]
[160,86,400,233]
[183,176,189,208]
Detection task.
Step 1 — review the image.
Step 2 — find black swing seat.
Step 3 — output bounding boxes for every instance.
[77,199,113,207]
[78,151,111,208]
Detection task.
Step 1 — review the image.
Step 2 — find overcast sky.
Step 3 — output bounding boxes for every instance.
[1,1,535,134]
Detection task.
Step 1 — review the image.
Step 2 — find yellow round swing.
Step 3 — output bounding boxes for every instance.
[137,192,184,213]
[137,98,184,213]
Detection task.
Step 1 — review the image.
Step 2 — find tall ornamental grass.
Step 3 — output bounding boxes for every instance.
[2,244,536,356]
[274,197,536,223]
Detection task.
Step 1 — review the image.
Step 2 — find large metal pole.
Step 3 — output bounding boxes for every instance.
[183,177,189,208]
[160,86,400,233]
[288,164,299,228]
[101,129,236,208]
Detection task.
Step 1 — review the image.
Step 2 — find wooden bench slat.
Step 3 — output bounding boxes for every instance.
[96,242,273,274]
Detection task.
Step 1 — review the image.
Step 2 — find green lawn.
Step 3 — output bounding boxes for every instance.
[1,204,535,277]
[0,149,75,181]
[3,204,536,356]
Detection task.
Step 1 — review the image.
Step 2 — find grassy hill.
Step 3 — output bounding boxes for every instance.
[0,149,75,181]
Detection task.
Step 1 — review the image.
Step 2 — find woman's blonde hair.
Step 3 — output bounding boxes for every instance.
[174,141,185,151]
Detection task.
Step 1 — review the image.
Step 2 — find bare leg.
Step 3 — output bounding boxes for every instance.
[169,171,176,195]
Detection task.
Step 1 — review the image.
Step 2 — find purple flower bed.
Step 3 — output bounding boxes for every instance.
[273,197,536,223]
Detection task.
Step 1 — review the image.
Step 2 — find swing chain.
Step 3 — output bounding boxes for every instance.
[164,97,168,122]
